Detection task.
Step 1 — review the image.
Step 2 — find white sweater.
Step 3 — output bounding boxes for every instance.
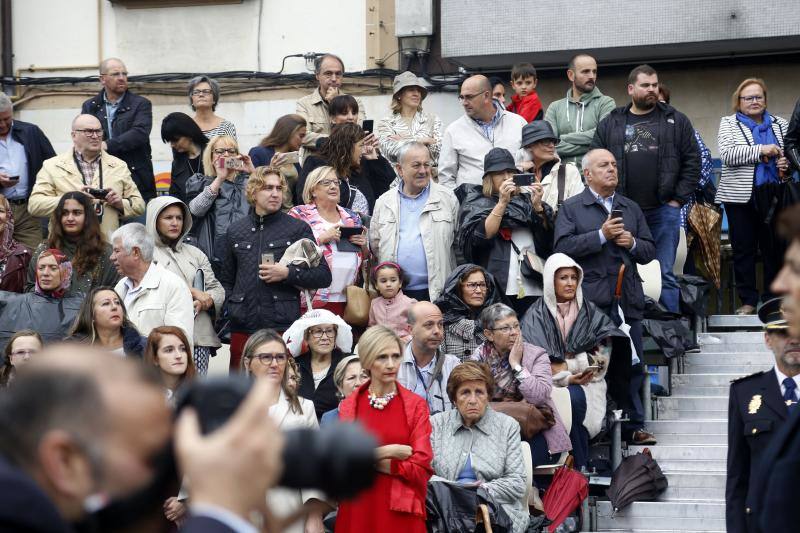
[438,110,527,189]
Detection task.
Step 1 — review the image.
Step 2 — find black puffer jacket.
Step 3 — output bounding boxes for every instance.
[590,102,700,206]
[219,210,332,334]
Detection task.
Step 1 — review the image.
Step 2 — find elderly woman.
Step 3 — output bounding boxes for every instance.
[282,308,354,421]
[146,196,225,375]
[0,329,42,386]
[320,354,367,425]
[519,121,584,213]
[457,148,554,316]
[521,253,640,465]
[0,249,83,349]
[0,194,30,293]
[27,192,118,297]
[66,286,147,358]
[471,303,571,466]
[296,120,395,215]
[435,264,506,361]
[429,361,528,533]
[377,71,443,166]
[337,325,433,533]
[161,112,209,204]
[241,329,328,533]
[185,135,255,273]
[188,75,237,140]
[716,78,790,315]
[288,165,366,313]
[249,113,307,210]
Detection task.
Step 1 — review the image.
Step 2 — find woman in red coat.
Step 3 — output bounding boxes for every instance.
[336,325,433,533]
[0,194,31,293]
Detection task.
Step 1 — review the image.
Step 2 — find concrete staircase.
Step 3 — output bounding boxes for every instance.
[593,315,770,532]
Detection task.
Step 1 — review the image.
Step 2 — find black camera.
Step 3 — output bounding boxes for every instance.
[176,376,377,499]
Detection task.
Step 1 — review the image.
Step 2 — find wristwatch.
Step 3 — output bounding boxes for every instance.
[512,364,523,375]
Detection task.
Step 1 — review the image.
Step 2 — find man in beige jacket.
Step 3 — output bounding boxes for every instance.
[296,54,365,157]
[29,114,144,237]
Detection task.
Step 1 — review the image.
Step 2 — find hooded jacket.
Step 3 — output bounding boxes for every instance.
[521,253,628,437]
[544,87,616,168]
[146,196,225,348]
[434,264,507,361]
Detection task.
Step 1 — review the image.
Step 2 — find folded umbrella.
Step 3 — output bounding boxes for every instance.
[542,457,589,529]
[606,448,668,513]
[687,201,721,289]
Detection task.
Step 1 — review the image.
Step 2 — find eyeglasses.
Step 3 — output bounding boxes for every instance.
[491,323,521,334]
[74,129,104,138]
[213,148,238,155]
[192,89,214,96]
[318,179,339,188]
[464,282,488,292]
[247,353,287,365]
[739,95,765,103]
[10,350,36,359]
[458,91,488,102]
[309,328,336,339]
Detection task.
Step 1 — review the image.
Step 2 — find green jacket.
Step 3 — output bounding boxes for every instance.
[544,86,616,169]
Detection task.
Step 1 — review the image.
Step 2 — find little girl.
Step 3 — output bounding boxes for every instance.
[368,262,417,344]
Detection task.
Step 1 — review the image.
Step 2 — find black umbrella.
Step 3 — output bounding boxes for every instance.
[606,448,668,513]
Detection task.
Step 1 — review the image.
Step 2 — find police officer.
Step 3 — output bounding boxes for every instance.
[725,297,800,533]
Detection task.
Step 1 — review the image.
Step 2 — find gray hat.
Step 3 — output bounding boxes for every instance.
[521,121,560,147]
[392,71,428,100]
[483,147,518,177]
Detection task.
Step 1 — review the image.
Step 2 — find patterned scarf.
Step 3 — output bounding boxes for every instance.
[34,248,73,299]
[473,342,522,401]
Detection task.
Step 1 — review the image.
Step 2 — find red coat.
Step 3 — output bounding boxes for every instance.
[338,381,433,518]
[0,244,30,293]
[508,91,543,123]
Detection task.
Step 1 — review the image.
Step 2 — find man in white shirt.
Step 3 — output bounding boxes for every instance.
[438,75,527,189]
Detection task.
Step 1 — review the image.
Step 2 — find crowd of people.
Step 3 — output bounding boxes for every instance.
[1,50,799,532]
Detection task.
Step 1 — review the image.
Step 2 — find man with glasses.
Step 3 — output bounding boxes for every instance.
[397,301,461,415]
[29,114,144,236]
[370,142,458,302]
[438,75,527,190]
[296,54,365,158]
[590,64,699,313]
[81,57,156,203]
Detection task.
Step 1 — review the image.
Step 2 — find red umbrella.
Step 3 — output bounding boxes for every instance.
[542,457,589,529]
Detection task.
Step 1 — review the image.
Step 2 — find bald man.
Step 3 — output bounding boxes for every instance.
[29,113,144,236]
[397,301,461,414]
[0,345,284,532]
[82,57,156,202]
[438,74,527,190]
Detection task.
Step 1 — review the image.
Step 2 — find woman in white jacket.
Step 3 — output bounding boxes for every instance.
[241,329,330,533]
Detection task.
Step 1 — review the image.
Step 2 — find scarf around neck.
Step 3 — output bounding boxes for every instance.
[555,300,580,342]
[736,111,780,186]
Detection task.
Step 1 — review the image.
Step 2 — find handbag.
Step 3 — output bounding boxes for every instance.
[508,239,545,284]
[490,400,555,440]
[343,258,372,327]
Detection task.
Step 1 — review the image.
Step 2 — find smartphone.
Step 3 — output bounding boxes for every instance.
[261,253,275,265]
[585,365,601,372]
[224,157,244,170]
[87,187,108,199]
[610,209,624,221]
[339,226,364,238]
[283,151,300,165]
[6,176,19,182]
[362,119,374,134]
[512,173,535,187]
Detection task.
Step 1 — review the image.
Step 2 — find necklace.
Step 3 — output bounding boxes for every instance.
[368,388,397,410]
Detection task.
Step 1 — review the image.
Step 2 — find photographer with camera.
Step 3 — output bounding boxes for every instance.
[29,114,145,238]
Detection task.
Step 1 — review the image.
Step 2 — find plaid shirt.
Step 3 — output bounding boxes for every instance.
[74,149,100,186]
[443,318,487,362]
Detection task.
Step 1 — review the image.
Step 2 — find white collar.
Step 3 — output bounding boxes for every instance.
[774,366,800,390]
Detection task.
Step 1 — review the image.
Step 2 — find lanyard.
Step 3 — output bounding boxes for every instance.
[412,349,446,414]
[73,152,104,190]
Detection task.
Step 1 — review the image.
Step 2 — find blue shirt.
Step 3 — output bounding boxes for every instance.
[397,183,430,290]
[0,125,29,200]
[471,102,503,142]
[103,91,125,139]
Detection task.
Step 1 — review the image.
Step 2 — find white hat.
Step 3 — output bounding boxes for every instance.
[282,309,353,357]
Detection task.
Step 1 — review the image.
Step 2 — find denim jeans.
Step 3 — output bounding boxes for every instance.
[643,203,681,313]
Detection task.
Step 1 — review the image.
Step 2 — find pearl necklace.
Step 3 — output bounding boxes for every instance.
[368,388,397,410]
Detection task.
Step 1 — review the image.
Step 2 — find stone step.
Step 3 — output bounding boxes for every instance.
[672,373,741,388]
[683,363,772,375]
[657,472,726,490]
[659,485,725,501]
[627,445,727,461]
[650,459,726,472]
[656,396,728,412]
[596,501,725,530]
[684,353,773,365]
[670,385,730,397]
[651,432,727,445]
[646,419,727,434]
[707,314,763,329]
[700,342,767,352]
[654,409,727,421]
[699,331,765,344]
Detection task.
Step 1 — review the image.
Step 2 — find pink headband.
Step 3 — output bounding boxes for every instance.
[372,261,402,276]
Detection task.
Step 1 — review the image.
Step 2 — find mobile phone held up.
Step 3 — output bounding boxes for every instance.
[223,157,245,170]
[261,253,275,266]
[512,173,535,187]
[339,226,363,239]
[282,151,300,165]
[610,209,623,222]
[362,119,374,134]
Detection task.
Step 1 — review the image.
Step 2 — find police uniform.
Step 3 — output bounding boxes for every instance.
[725,298,795,533]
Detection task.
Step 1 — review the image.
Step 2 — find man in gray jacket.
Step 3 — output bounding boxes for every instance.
[545,54,616,171]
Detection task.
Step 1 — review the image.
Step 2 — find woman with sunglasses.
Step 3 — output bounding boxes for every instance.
[185,135,255,273]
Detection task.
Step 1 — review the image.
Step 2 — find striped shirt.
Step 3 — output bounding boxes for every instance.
[202,120,237,141]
